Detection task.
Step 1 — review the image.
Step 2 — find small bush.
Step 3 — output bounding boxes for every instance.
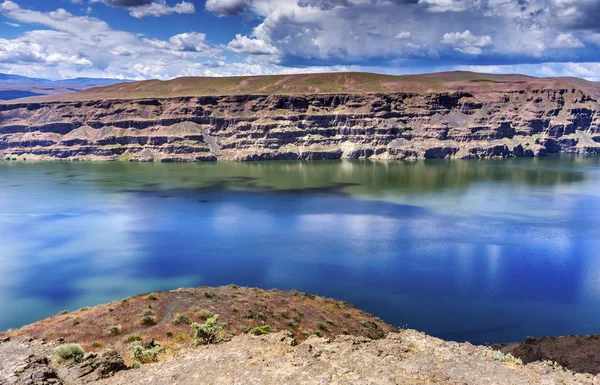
[301,330,309,338]
[318,322,329,331]
[195,309,213,320]
[147,293,157,300]
[107,325,120,336]
[92,341,103,348]
[140,314,156,326]
[288,321,297,329]
[172,313,190,325]
[492,351,523,365]
[326,319,334,325]
[166,331,174,338]
[79,307,90,312]
[248,325,271,335]
[342,328,349,335]
[191,315,226,345]
[132,342,164,364]
[55,344,85,364]
[175,333,190,342]
[314,330,323,337]
[293,312,303,322]
[58,310,69,316]
[126,334,142,343]
[256,312,266,320]
[279,309,289,318]
[204,292,216,299]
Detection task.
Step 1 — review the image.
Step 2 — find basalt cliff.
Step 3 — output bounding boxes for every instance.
[2,71,600,162]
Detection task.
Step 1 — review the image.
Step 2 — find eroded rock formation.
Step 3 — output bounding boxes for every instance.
[1,86,599,161]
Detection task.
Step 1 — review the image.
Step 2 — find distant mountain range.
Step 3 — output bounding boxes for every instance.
[0,73,132,101]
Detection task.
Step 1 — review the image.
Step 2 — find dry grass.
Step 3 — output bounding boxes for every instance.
[0,286,395,363]
[7,70,590,104]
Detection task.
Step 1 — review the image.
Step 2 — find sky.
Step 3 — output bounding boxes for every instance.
[1,0,600,80]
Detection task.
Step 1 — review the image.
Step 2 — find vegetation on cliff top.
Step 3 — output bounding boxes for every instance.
[0,286,394,364]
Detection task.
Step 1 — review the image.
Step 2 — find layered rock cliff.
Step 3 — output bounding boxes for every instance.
[1,73,600,161]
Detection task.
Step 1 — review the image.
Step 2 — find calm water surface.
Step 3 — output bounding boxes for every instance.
[2,157,600,344]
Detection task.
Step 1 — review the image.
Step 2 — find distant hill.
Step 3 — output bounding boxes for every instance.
[15,71,599,103]
[0,73,133,101]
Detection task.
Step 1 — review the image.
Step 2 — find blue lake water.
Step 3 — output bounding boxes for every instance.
[1,157,600,344]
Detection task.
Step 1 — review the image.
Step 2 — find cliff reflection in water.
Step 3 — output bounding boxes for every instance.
[0,156,599,344]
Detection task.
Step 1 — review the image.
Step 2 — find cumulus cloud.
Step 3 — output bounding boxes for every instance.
[550,33,584,48]
[90,0,195,18]
[205,0,251,16]
[94,0,153,6]
[0,1,215,79]
[442,30,492,55]
[394,31,411,40]
[127,1,194,18]
[227,34,279,55]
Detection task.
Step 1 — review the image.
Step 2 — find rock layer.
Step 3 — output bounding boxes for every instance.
[1,87,600,161]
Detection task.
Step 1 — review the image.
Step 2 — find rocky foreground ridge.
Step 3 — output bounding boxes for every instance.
[1,71,600,161]
[1,286,600,385]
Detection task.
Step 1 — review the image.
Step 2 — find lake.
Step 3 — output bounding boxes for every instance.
[1,157,600,344]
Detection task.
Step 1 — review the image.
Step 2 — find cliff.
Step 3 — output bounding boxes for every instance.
[1,71,600,161]
[1,287,598,385]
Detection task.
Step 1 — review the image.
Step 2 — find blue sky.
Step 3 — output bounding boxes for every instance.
[1,0,600,80]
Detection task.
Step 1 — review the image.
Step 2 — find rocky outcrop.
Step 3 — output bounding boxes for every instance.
[498,335,600,375]
[1,87,600,161]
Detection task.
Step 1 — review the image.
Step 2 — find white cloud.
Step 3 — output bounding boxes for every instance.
[394,31,411,40]
[227,34,279,55]
[442,29,492,55]
[127,1,195,18]
[0,1,215,79]
[550,33,584,48]
[89,0,195,18]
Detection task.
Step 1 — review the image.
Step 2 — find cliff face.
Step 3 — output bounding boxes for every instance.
[1,87,600,161]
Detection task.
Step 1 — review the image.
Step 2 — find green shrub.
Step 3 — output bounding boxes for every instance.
[288,321,297,329]
[256,312,266,320]
[326,319,334,325]
[107,325,120,336]
[191,315,226,345]
[58,310,69,316]
[301,330,309,338]
[147,293,157,300]
[293,312,303,322]
[314,330,323,337]
[166,331,174,338]
[318,322,329,331]
[92,341,103,348]
[204,292,216,299]
[248,325,271,335]
[195,309,213,320]
[172,313,190,325]
[55,344,85,364]
[140,313,156,326]
[126,334,142,343]
[279,309,289,318]
[342,329,350,335]
[492,351,523,365]
[131,342,164,364]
